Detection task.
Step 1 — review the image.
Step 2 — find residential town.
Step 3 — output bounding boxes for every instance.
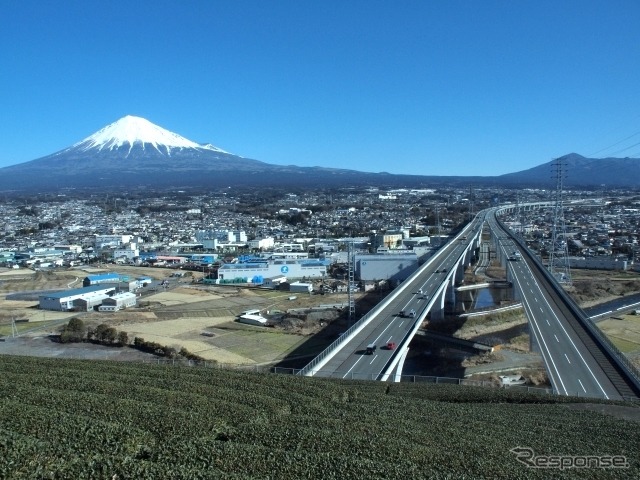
[1,185,639,313]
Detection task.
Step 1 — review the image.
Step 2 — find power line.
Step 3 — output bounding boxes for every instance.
[607,139,640,157]
[587,130,640,157]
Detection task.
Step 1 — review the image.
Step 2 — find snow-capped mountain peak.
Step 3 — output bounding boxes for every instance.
[71,115,228,155]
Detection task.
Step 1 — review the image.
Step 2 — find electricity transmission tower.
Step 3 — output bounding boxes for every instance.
[549,158,572,285]
[347,241,356,325]
[515,193,521,235]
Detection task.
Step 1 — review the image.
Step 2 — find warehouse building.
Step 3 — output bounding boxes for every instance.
[99,292,137,312]
[73,293,111,312]
[83,273,121,287]
[39,286,115,311]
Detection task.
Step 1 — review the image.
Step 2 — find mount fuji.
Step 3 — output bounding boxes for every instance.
[70,115,230,156]
[0,115,431,192]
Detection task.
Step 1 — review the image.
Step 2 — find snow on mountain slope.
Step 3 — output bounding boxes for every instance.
[70,115,228,156]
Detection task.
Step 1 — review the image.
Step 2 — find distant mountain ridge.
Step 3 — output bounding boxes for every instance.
[0,116,638,192]
[497,153,640,187]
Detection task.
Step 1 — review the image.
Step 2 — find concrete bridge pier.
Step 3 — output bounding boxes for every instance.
[497,242,507,269]
[464,247,475,267]
[445,273,456,311]
[455,260,465,284]
[431,286,446,321]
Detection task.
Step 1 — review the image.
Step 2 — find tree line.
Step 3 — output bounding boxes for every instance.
[58,317,205,361]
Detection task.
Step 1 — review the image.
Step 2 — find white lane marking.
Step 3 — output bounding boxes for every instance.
[510,271,567,395]
[546,319,550,325]
[540,307,544,313]
[372,317,398,344]
[578,379,587,393]
[564,354,571,364]
[399,321,404,327]
[523,260,610,400]
[614,302,640,311]
[554,335,559,342]
[369,354,378,365]
[386,336,393,343]
[342,355,365,378]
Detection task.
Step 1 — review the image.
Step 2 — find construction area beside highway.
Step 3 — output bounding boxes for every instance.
[1,261,639,388]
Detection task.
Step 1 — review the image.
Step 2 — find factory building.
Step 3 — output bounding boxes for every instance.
[39,286,115,311]
[213,259,329,284]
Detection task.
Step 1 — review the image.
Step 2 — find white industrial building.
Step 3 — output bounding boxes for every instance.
[196,229,247,243]
[98,292,137,312]
[113,244,140,261]
[39,286,115,311]
[248,237,275,250]
[53,244,83,254]
[73,293,111,312]
[274,243,305,252]
[215,259,329,284]
[95,234,133,248]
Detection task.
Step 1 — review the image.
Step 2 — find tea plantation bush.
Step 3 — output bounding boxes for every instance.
[0,355,638,479]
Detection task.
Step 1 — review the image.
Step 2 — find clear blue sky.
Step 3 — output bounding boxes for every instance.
[2,1,640,175]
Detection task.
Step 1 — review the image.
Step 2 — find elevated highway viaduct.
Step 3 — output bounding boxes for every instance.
[299,204,640,400]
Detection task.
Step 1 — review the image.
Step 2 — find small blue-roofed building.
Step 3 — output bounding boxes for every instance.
[39,285,115,311]
[83,273,121,287]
